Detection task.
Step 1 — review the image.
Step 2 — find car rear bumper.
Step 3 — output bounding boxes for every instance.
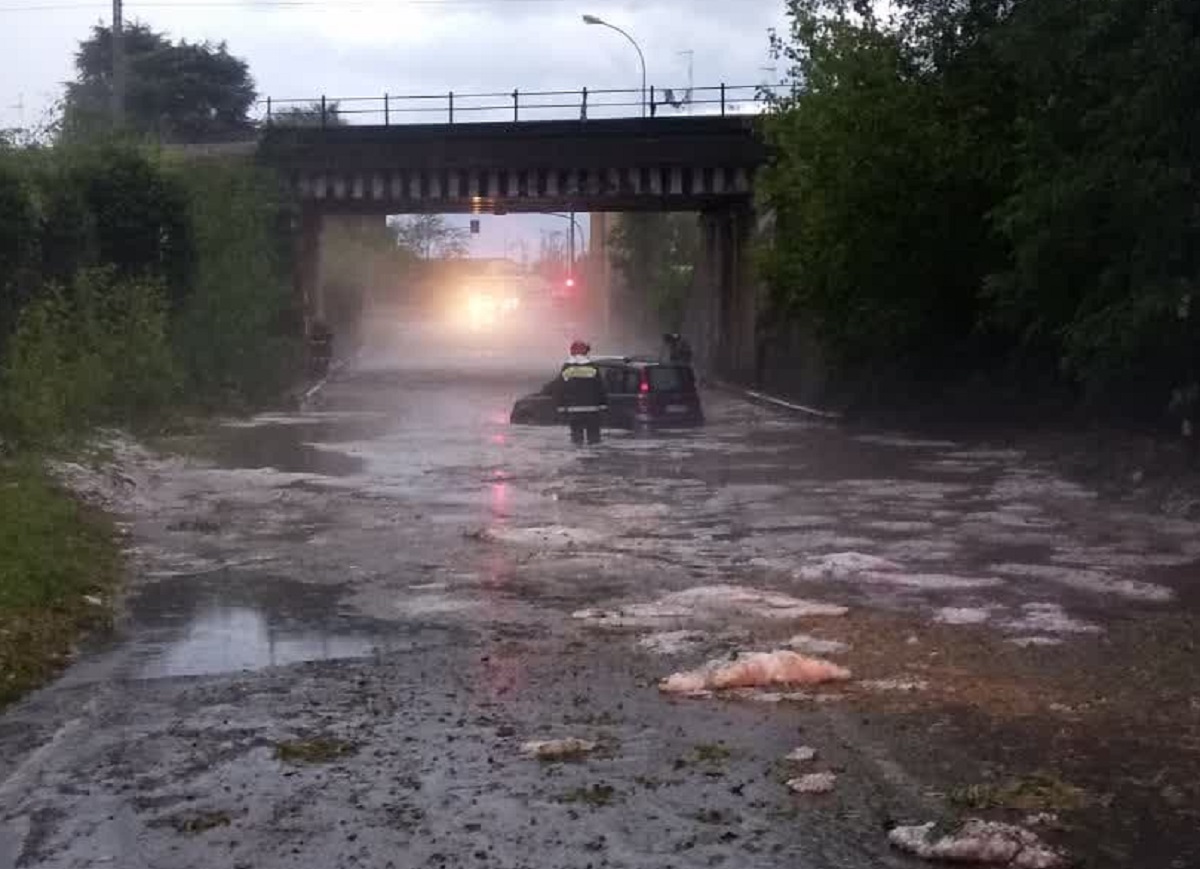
[633,412,705,428]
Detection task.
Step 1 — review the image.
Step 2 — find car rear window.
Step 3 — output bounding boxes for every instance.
[600,366,627,393]
[647,366,694,393]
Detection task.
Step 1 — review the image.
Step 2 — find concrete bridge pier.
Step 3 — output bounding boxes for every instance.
[687,206,758,382]
[296,207,325,330]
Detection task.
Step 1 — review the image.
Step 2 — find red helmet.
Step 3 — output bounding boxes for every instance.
[570,340,591,356]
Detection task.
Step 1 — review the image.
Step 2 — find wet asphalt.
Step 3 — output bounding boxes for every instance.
[2,339,1199,868]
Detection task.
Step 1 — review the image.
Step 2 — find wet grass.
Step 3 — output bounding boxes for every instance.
[949,772,1091,812]
[559,783,617,807]
[274,736,357,764]
[688,742,733,766]
[0,458,120,709]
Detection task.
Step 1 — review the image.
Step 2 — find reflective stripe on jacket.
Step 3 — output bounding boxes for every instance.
[555,356,608,413]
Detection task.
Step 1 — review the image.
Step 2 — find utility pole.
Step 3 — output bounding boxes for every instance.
[568,210,576,277]
[111,0,125,126]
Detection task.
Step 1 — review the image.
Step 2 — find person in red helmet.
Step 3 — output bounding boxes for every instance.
[554,339,607,445]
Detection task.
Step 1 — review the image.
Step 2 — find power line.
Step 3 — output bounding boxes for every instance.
[0,0,573,10]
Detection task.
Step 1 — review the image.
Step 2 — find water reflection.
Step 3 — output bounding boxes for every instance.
[143,606,379,678]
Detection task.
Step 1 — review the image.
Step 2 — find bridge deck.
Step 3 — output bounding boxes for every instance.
[258,116,765,213]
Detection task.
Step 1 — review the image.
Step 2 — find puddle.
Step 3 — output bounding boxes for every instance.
[131,573,407,678]
[209,424,365,476]
[141,605,382,677]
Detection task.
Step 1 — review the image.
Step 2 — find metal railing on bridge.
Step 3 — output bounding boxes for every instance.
[257,83,789,127]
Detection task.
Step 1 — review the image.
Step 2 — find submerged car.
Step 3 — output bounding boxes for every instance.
[510,357,704,429]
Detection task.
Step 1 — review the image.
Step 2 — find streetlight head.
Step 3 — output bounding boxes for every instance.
[582,14,604,25]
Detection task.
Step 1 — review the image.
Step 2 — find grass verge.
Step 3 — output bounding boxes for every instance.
[0,456,120,708]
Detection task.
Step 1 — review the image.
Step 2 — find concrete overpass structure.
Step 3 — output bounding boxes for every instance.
[257,113,770,378]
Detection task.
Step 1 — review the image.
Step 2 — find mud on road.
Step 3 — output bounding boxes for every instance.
[2,353,1199,868]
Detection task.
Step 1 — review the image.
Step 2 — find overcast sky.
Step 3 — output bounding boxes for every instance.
[1,0,787,255]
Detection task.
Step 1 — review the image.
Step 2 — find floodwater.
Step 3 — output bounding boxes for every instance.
[3,337,1199,868]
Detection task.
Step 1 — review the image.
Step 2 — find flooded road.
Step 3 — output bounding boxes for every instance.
[3,349,1199,868]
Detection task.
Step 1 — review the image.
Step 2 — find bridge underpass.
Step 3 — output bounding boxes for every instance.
[257,115,768,377]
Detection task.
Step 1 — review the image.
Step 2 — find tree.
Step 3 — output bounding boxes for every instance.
[388,215,470,260]
[759,0,1200,421]
[984,0,1200,409]
[609,213,698,333]
[536,230,568,276]
[269,101,344,127]
[61,23,257,143]
[759,0,1011,375]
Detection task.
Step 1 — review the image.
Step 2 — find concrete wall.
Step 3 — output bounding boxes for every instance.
[682,206,832,405]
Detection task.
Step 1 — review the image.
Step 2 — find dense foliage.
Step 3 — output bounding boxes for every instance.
[166,159,300,406]
[759,0,1200,421]
[0,144,299,446]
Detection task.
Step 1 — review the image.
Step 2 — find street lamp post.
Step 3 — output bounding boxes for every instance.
[582,14,647,118]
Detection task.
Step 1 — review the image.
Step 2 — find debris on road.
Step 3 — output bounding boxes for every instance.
[888,819,1067,868]
[936,607,993,625]
[161,810,233,835]
[787,772,837,794]
[520,737,598,761]
[785,746,818,762]
[990,562,1173,602]
[786,633,849,655]
[860,678,929,693]
[637,630,707,655]
[275,737,356,764]
[659,650,851,695]
[1024,813,1061,829]
[949,773,1088,812]
[794,551,902,579]
[559,783,616,806]
[575,585,848,628]
[1004,602,1102,635]
[794,552,1002,590]
[729,689,847,703]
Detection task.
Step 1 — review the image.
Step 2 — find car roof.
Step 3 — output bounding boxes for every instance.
[590,355,691,369]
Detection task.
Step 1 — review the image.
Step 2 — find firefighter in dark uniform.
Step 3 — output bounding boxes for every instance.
[555,340,608,445]
[662,332,693,365]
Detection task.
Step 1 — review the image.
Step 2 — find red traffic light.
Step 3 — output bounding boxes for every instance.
[565,277,576,288]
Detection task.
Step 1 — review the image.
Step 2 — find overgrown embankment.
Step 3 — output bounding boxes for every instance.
[0,459,121,707]
[0,140,300,703]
